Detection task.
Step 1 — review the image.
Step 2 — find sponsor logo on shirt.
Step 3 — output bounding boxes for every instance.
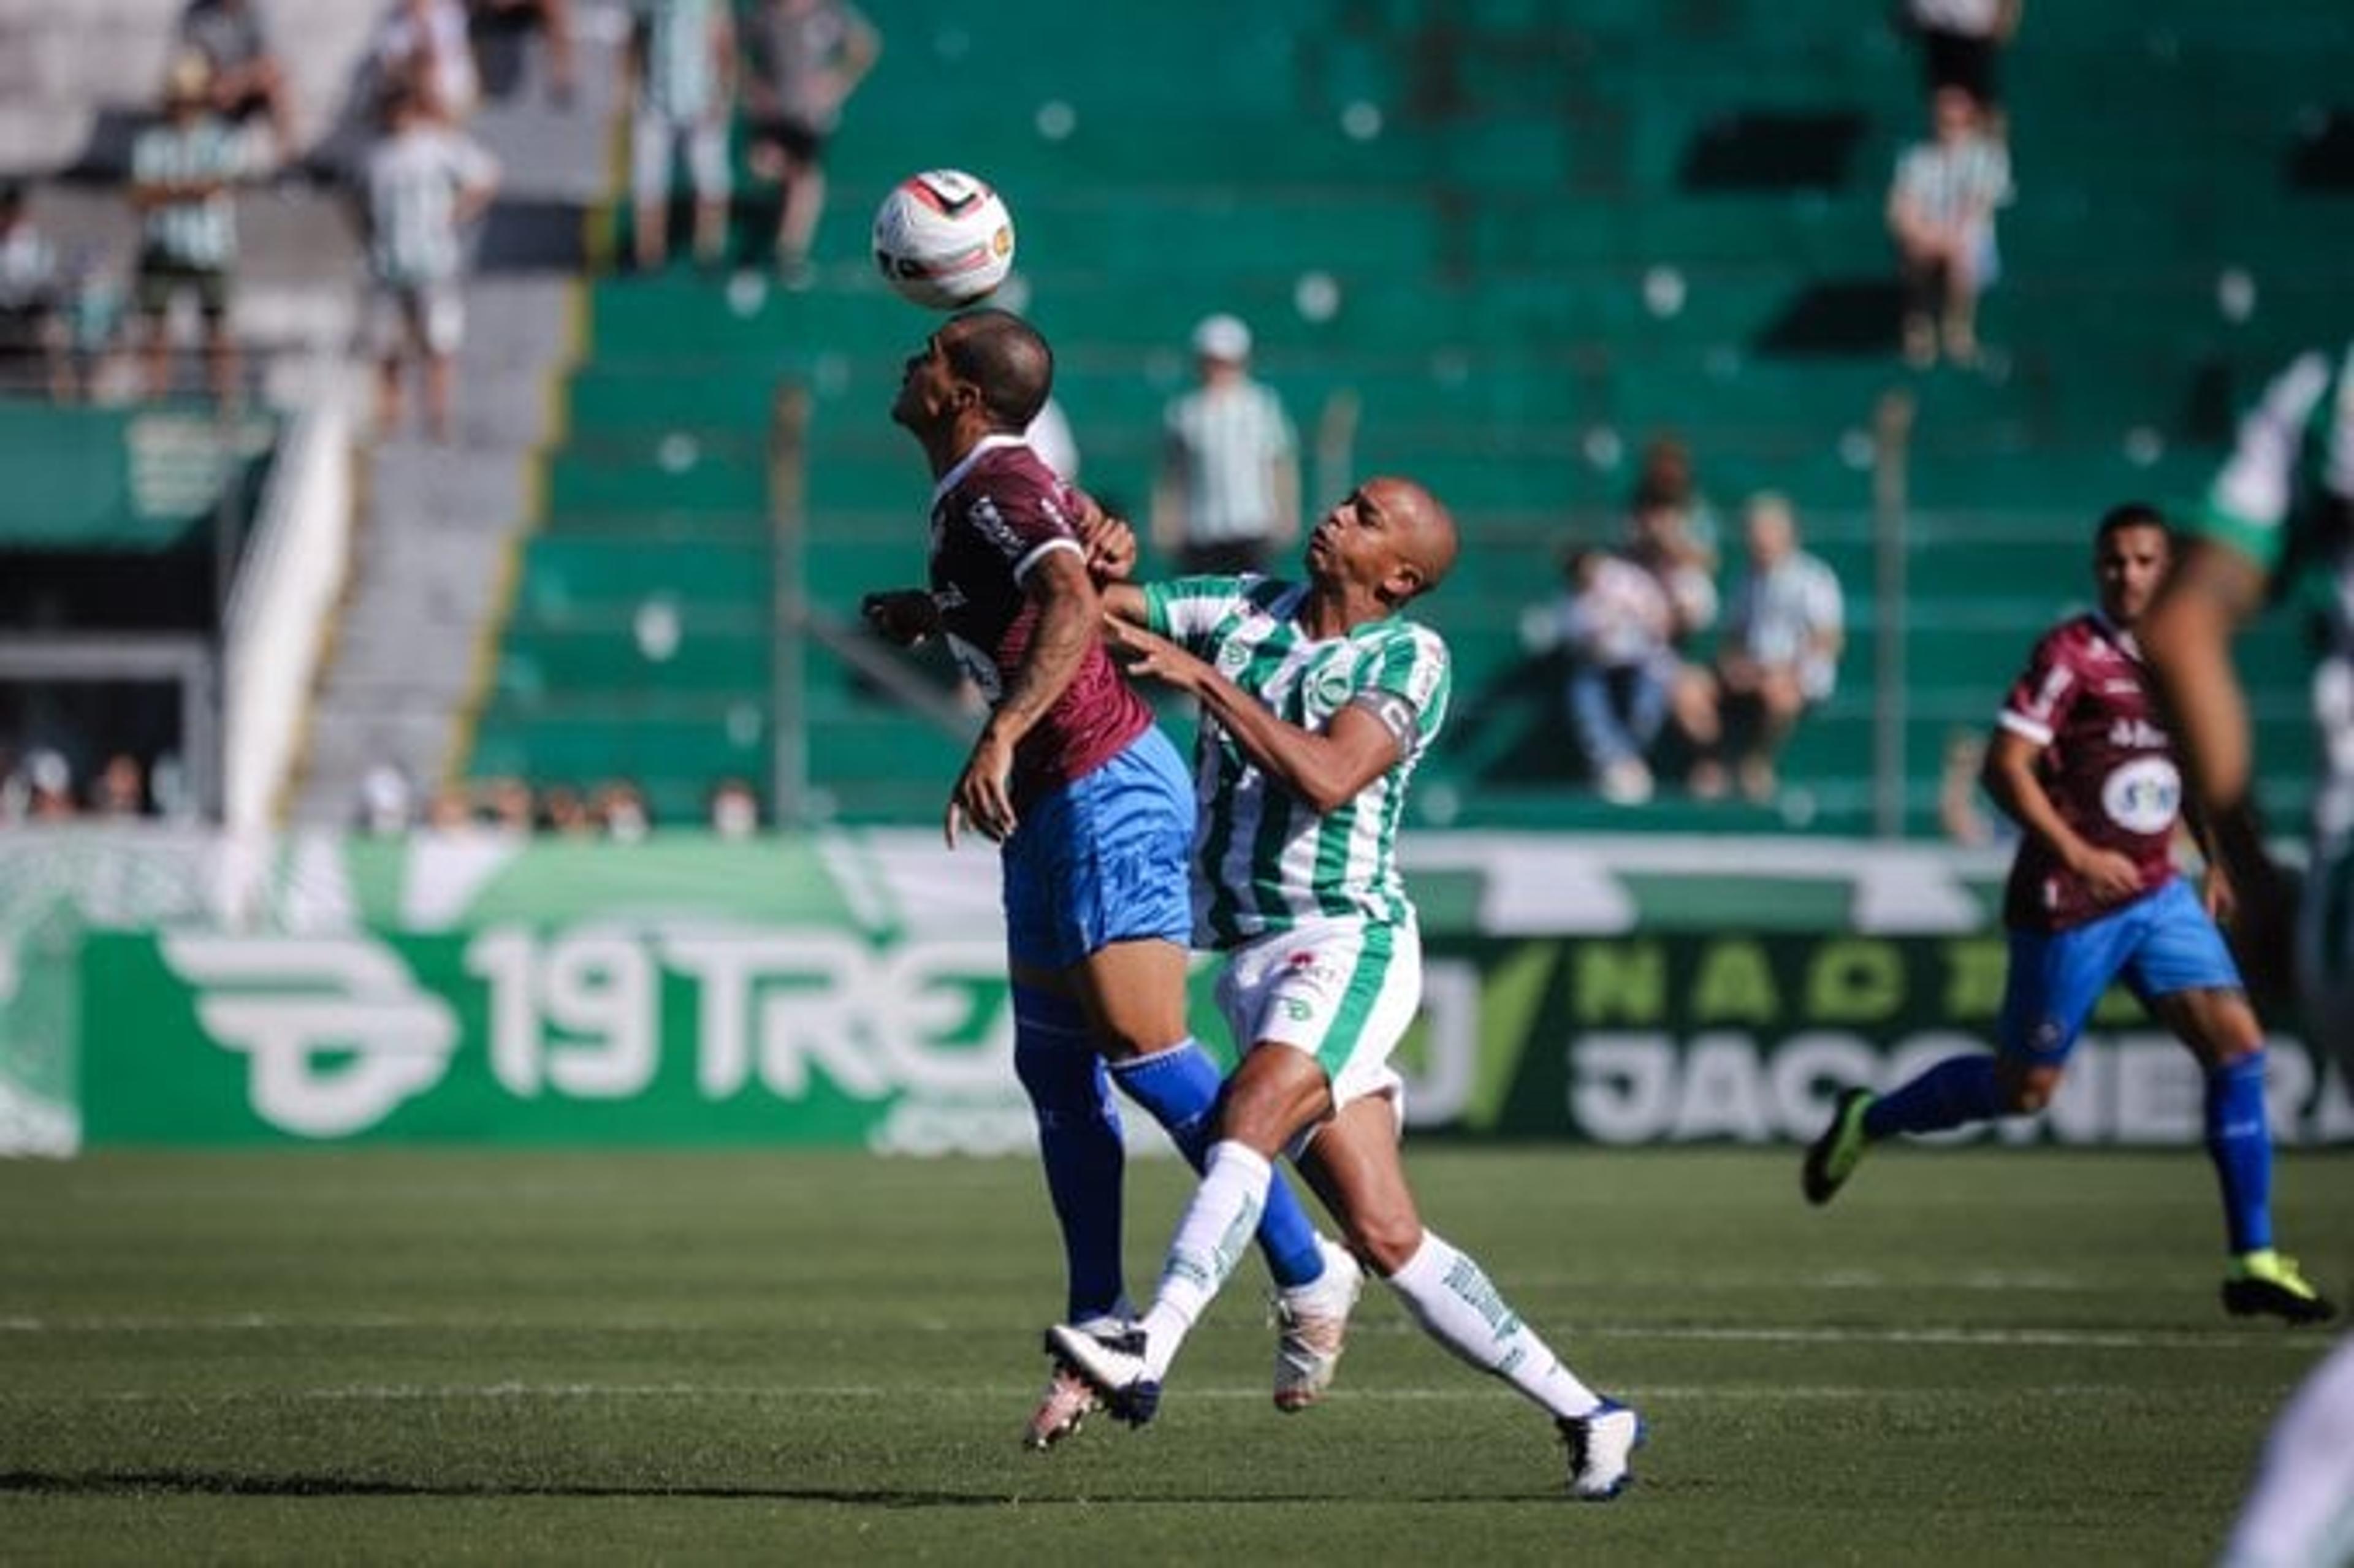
[2100,755,2182,835]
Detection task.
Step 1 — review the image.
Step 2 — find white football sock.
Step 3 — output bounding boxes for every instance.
[1138,1140,1271,1381]
[1385,1230,1601,1419]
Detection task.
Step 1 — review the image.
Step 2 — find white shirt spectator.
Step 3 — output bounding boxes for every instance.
[1725,549,1845,701]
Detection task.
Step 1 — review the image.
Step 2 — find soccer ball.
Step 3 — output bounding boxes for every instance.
[872,170,1016,310]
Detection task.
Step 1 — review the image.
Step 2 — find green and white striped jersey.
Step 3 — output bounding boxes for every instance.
[132,116,257,270]
[1143,574,1450,946]
[636,0,725,122]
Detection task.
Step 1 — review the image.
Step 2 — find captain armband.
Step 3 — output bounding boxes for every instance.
[1349,690,1418,748]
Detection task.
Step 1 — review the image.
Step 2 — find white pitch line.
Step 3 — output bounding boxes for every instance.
[0,1317,2322,1353]
[0,1382,2202,1406]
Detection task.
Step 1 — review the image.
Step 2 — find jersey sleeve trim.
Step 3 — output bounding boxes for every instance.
[1997,710,2053,747]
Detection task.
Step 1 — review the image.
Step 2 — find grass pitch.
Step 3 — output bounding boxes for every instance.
[1,1146,2345,1564]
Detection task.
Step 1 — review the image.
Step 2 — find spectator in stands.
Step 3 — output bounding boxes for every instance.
[538,783,596,835]
[1619,435,1723,755]
[470,0,579,108]
[130,51,269,406]
[484,775,535,832]
[1887,85,2011,368]
[1689,493,1846,804]
[0,182,72,401]
[1528,545,1682,805]
[177,0,299,160]
[708,776,760,839]
[739,0,880,285]
[595,779,651,842]
[1900,0,2021,133]
[90,753,148,818]
[356,83,500,443]
[23,750,77,821]
[357,761,416,835]
[1151,313,1300,576]
[373,0,482,124]
[623,0,737,273]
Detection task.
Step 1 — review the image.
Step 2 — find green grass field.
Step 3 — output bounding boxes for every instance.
[2,1147,2345,1564]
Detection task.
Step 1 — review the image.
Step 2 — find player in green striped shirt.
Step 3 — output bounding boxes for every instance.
[2143,339,2354,1568]
[1049,477,1645,1500]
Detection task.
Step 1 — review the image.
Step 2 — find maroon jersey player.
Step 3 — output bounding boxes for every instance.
[1800,503,2333,1323]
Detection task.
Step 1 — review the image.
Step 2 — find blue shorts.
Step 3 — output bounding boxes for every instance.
[1998,877,2244,1065]
[1000,726,1195,972]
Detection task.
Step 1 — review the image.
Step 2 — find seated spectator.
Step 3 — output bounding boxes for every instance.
[354,83,499,442]
[130,52,269,405]
[1620,435,1723,752]
[470,0,577,107]
[1529,546,1683,805]
[0,182,71,400]
[1887,85,2011,368]
[594,779,651,842]
[1690,493,1846,803]
[178,0,299,159]
[707,776,760,839]
[357,761,416,835]
[375,0,482,123]
[90,753,148,817]
[623,0,736,272]
[22,749,77,821]
[538,783,596,835]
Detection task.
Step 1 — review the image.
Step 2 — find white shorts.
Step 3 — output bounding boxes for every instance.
[632,111,731,202]
[367,281,463,359]
[1214,915,1419,1146]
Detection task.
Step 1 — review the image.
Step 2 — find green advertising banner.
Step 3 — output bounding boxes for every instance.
[80,925,2354,1148]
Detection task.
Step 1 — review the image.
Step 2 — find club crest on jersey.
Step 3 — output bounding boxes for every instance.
[2101,755,2181,834]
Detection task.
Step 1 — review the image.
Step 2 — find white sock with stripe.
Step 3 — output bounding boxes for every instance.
[1385,1230,1601,1419]
[1138,1140,1271,1382]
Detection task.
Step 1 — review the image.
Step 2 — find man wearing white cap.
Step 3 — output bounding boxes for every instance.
[1152,313,1299,576]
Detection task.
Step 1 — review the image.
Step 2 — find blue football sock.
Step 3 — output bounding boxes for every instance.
[2204,1052,2273,1255]
[1861,1054,2003,1140]
[1110,1041,1327,1291]
[1011,985,1127,1323]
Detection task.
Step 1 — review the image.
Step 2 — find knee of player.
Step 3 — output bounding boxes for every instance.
[1344,1214,1423,1277]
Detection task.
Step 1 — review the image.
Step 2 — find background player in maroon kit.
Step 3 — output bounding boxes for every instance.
[1802,503,2334,1323]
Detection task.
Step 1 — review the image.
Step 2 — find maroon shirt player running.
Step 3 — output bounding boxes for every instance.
[1799,503,2334,1323]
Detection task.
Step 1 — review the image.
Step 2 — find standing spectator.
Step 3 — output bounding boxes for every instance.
[129,52,267,406]
[739,0,880,285]
[1693,493,1845,803]
[470,0,578,108]
[1887,85,2011,368]
[177,0,299,159]
[374,0,482,124]
[623,0,736,273]
[0,183,71,400]
[1532,546,1680,805]
[1151,313,1300,576]
[356,84,500,443]
[1900,0,2022,131]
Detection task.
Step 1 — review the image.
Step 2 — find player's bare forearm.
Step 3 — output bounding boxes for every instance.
[1981,730,2105,877]
[1105,618,1393,813]
[985,553,1095,752]
[2141,539,2265,815]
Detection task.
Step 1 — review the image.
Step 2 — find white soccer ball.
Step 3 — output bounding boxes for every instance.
[872,170,1016,310]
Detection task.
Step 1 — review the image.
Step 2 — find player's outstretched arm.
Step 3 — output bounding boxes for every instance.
[1105,618,1400,813]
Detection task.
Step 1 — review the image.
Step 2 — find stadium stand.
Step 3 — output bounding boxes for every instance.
[42,0,2302,842]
